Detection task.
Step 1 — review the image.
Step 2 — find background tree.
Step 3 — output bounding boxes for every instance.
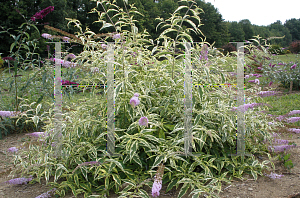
[226,21,245,42]
[239,19,254,41]
[284,18,300,41]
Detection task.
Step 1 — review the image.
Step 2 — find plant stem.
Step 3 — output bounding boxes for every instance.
[172,1,195,79]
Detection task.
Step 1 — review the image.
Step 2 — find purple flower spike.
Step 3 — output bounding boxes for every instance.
[266,172,284,179]
[112,33,121,40]
[269,81,273,86]
[139,117,148,127]
[288,110,300,116]
[31,6,54,21]
[287,117,300,123]
[6,176,33,185]
[268,145,296,152]
[26,132,45,138]
[62,37,70,42]
[152,179,162,197]
[35,188,57,198]
[8,147,18,152]
[291,64,297,69]
[0,111,21,117]
[134,93,139,97]
[288,128,300,133]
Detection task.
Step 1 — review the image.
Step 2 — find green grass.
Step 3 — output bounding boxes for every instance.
[274,54,300,63]
[260,93,300,127]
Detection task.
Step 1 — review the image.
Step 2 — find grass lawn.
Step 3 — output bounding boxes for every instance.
[274,54,300,63]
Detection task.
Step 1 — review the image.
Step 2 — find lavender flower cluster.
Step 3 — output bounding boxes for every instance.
[257,91,280,98]
[0,111,21,117]
[35,188,57,198]
[62,80,79,86]
[129,93,149,127]
[288,128,300,133]
[232,103,266,113]
[265,172,284,179]
[8,147,19,152]
[268,144,296,152]
[49,58,77,68]
[5,176,33,185]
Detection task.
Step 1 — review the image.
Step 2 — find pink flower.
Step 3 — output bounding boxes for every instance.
[291,64,297,69]
[134,93,139,97]
[101,44,107,49]
[245,75,249,79]
[268,145,296,152]
[8,147,18,152]
[273,139,289,145]
[288,128,300,133]
[130,96,140,108]
[265,172,284,179]
[2,57,15,61]
[62,37,70,42]
[139,117,148,127]
[269,81,273,86]
[112,33,121,40]
[41,33,52,39]
[254,79,260,85]
[26,132,46,138]
[35,188,57,198]
[0,111,21,117]
[65,54,76,59]
[287,110,300,116]
[152,179,162,197]
[6,176,33,185]
[258,91,279,97]
[276,115,286,122]
[257,67,262,70]
[31,6,54,21]
[287,117,300,123]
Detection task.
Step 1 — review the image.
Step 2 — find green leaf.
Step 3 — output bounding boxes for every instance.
[100,21,114,31]
[152,155,164,169]
[178,183,189,198]
[32,115,39,128]
[130,141,138,160]
[122,179,136,187]
[132,154,143,168]
[166,178,179,193]
[138,189,149,198]
[74,174,80,188]
[80,167,88,181]
[105,177,110,191]
[112,174,121,186]
[198,86,203,101]
[80,182,92,193]
[173,6,189,14]
[251,170,257,180]
[158,128,165,139]
[36,104,42,115]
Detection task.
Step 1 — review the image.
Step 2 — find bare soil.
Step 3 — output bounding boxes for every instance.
[1,94,300,198]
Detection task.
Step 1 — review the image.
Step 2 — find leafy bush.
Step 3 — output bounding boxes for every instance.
[7,1,277,198]
[221,43,236,55]
[268,44,285,55]
[289,40,300,54]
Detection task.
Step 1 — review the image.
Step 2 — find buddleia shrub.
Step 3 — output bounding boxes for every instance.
[289,40,300,54]
[11,1,275,198]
